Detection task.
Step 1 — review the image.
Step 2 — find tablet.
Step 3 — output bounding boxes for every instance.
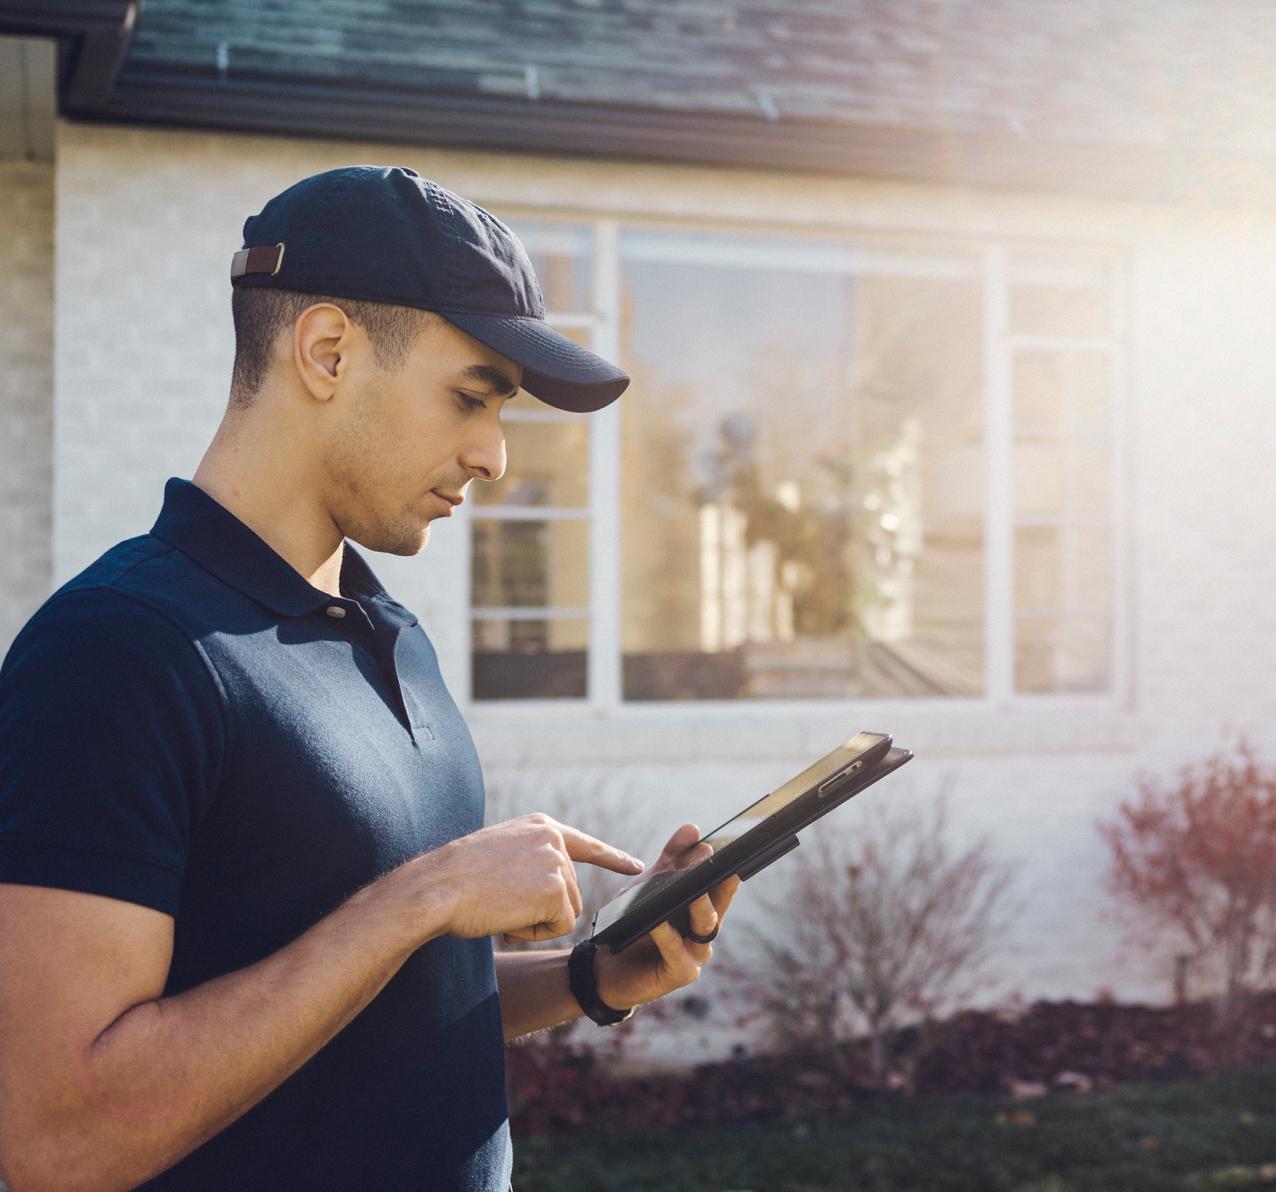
[589,731,912,953]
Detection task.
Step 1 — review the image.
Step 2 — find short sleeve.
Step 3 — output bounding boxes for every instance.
[0,588,225,915]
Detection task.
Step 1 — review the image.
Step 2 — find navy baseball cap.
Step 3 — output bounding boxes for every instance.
[230,165,628,413]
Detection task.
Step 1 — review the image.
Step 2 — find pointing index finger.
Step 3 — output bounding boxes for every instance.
[556,823,645,874]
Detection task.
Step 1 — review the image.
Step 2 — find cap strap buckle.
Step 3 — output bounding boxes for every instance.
[230,242,286,279]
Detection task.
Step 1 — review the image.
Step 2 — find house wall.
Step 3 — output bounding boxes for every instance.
[0,160,54,651]
[19,119,1276,1060]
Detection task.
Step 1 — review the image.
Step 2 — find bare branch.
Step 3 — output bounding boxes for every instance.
[751,783,1017,1085]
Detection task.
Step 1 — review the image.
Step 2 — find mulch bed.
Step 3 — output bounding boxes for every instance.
[507,994,1276,1136]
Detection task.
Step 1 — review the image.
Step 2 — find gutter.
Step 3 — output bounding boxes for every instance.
[82,62,1276,206]
[4,4,1272,205]
[0,0,140,111]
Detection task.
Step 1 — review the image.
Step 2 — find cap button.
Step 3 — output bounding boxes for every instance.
[326,605,347,618]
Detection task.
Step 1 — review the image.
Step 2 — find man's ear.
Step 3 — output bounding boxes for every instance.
[292,303,357,401]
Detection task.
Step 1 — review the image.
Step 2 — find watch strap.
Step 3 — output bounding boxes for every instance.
[568,938,634,1027]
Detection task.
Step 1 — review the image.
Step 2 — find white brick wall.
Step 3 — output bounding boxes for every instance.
[0,161,53,649]
[22,119,1276,1035]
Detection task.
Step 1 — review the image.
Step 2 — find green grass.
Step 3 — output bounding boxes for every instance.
[512,1067,1276,1192]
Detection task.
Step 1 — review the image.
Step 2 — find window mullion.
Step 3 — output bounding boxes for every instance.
[984,246,1014,702]
[1109,255,1132,707]
[588,218,622,711]
[457,465,474,707]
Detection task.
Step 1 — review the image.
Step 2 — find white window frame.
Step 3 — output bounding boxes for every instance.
[461,216,1129,716]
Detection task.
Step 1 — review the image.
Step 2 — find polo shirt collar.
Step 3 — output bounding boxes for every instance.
[149,477,410,621]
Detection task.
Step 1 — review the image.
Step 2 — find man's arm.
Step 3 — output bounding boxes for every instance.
[493,902,733,1043]
[0,872,440,1192]
[0,815,640,1192]
[494,947,581,1040]
[495,827,742,1043]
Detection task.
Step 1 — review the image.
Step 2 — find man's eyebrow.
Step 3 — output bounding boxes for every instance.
[458,364,520,398]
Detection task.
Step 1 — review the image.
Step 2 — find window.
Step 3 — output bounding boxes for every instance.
[468,222,596,700]
[469,216,1122,706]
[1007,252,1118,695]
[619,231,985,700]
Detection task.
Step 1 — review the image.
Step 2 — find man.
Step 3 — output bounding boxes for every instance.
[0,166,739,1191]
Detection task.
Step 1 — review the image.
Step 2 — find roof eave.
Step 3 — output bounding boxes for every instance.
[79,66,1276,206]
[0,0,140,109]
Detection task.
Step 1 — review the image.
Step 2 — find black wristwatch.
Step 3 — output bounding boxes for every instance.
[568,938,635,1027]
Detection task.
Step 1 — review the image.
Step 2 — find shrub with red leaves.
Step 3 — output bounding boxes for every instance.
[1098,738,1276,1014]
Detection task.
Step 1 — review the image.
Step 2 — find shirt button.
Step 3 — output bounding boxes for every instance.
[326,605,347,618]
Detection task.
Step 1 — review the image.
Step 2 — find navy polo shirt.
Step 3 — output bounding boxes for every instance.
[0,477,513,1191]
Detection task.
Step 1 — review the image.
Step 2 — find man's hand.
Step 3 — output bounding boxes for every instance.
[421,813,645,943]
[592,823,742,1011]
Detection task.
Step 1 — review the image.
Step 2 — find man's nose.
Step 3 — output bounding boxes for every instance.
[462,424,506,483]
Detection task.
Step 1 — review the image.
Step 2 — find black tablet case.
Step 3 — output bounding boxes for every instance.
[590,737,913,953]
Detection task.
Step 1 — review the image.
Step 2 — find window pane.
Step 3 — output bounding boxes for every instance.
[1013,438,1111,520]
[472,617,587,699]
[1013,349,1112,437]
[1009,253,1112,339]
[471,518,589,610]
[1015,525,1111,615]
[502,220,593,312]
[549,321,593,350]
[469,306,594,700]
[1071,439,1111,520]
[619,230,984,701]
[1070,362,1113,438]
[1015,616,1110,694]
[473,418,589,508]
[1013,440,1066,519]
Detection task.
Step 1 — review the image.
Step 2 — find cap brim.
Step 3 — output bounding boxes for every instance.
[440,312,629,413]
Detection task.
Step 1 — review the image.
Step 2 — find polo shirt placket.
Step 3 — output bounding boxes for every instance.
[0,477,514,1192]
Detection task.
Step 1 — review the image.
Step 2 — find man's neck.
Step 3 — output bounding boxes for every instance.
[193,429,346,599]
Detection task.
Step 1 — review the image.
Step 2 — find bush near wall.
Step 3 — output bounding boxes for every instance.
[1099,738,1276,1014]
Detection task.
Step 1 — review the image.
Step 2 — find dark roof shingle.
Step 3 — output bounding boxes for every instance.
[20,0,1276,198]
[115,0,1276,153]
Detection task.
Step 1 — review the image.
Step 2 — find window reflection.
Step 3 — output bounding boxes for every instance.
[466,217,596,701]
[619,232,986,700]
[503,220,593,312]
[465,219,1120,704]
[472,417,589,509]
[1010,338,1114,695]
[471,616,588,699]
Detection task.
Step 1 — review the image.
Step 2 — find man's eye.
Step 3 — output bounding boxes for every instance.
[457,393,486,412]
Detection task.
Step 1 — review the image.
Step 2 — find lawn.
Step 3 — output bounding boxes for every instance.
[511,1066,1276,1192]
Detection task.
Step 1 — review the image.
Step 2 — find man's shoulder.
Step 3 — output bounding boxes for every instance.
[53,531,165,596]
[61,528,262,622]
[0,535,233,752]
[39,534,186,624]
[7,534,222,670]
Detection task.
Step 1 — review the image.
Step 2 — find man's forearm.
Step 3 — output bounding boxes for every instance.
[40,863,447,1192]
[495,948,586,1041]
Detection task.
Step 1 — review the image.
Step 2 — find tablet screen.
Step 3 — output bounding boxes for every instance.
[590,733,882,938]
